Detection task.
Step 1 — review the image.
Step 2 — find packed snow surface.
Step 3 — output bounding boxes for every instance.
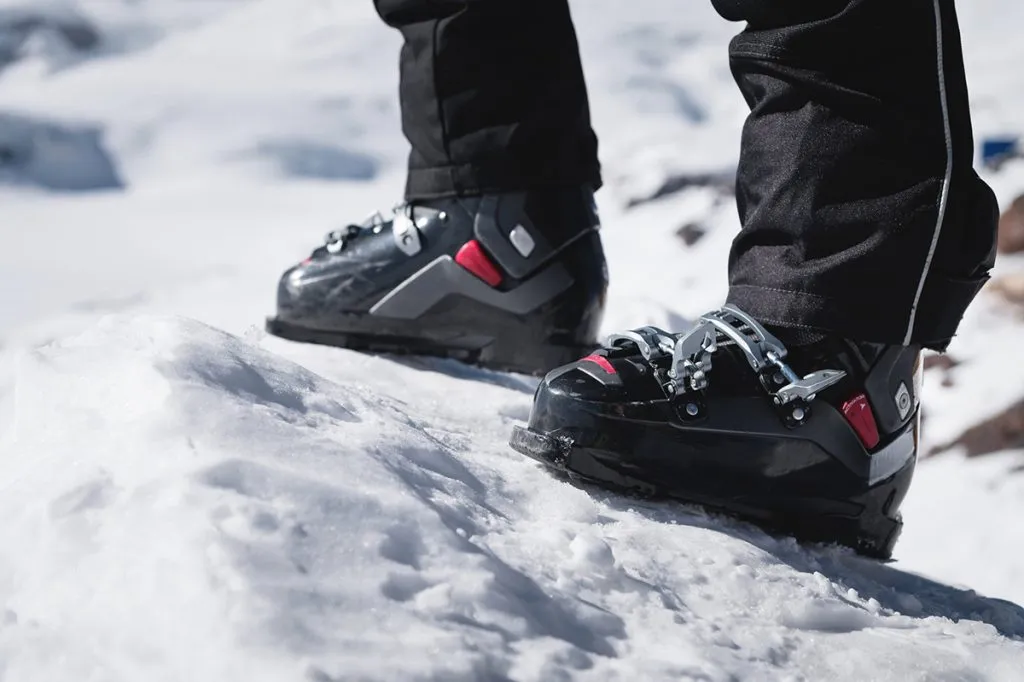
[2,0,1024,680]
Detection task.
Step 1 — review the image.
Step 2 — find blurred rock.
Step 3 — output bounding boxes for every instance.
[929,399,1024,458]
[0,113,122,191]
[626,170,734,209]
[988,272,1024,308]
[998,194,1024,254]
[923,353,959,387]
[923,354,960,372]
[676,222,706,247]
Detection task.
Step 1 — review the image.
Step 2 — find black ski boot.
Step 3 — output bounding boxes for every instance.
[266,187,608,375]
[510,305,921,558]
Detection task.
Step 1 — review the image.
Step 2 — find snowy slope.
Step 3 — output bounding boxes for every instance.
[2,1,1024,680]
[2,316,1023,681]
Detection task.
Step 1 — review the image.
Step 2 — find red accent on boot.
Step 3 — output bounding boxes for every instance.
[842,393,880,449]
[455,240,503,287]
[582,355,616,374]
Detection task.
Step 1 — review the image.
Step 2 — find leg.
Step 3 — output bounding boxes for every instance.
[374,0,601,199]
[713,0,998,350]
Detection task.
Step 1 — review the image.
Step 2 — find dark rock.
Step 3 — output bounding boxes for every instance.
[675,222,706,247]
[626,170,734,209]
[928,399,1024,458]
[923,353,959,387]
[923,354,959,372]
[988,273,1024,309]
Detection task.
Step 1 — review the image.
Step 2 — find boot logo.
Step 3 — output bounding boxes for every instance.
[895,382,913,420]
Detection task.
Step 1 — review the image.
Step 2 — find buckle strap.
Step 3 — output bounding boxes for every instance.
[602,304,846,411]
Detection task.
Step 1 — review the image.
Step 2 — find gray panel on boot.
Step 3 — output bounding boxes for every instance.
[369,256,573,320]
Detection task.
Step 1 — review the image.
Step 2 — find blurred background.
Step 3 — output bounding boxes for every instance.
[1,0,1023,671]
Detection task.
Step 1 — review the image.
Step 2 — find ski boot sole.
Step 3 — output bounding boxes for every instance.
[509,424,906,559]
[266,316,593,377]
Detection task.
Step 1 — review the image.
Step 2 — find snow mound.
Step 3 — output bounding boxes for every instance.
[0,316,1021,681]
[0,0,403,187]
[0,112,121,190]
[0,0,254,74]
[249,139,379,182]
[0,2,99,72]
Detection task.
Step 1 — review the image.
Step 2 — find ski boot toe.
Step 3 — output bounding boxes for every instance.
[541,350,665,401]
[511,306,922,558]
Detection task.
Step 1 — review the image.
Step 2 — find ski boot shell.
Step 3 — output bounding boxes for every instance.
[510,305,921,558]
[267,188,608,375]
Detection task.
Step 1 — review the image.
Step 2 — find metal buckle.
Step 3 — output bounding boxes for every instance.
[324,224,361,253]
[324,205,414,255]
[602,304,846,417]
[605,326,676,362]
[392,206,422,256]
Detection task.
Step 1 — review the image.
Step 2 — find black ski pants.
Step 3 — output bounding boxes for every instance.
[373,0,998,350]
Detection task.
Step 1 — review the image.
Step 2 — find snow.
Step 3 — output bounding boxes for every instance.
[1,0,1024,679]
[2,316,1022,680]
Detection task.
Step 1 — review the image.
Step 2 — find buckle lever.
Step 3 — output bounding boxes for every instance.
[601,305,847,421]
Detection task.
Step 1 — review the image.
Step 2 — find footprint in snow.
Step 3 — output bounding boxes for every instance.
[380,572,432,603]
[48,474,116,519]
[378,522,427,570]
